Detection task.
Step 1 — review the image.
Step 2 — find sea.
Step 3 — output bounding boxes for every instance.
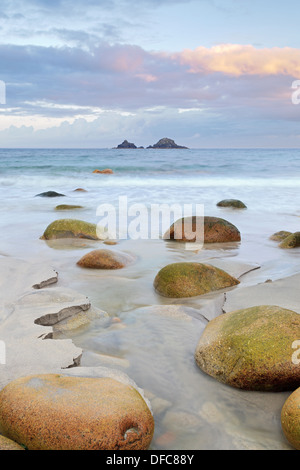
[0,147,299,450]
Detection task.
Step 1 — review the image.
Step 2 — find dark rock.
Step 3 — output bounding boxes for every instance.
[116,140,137,149]
[35,191,65,198]
[147,138,188,149]
[217,199,247,209]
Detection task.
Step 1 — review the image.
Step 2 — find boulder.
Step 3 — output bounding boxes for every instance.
[41,219,100,240]
[77,249,134,270]
[279,232,300,249]
[35,191,65,198]
[147,138,188,149]
[55,205,84,211]
[93,169,114,174]
[163,216,241,243]
[217,199,247,209]
[270,231,292,242]
[73,188,87,192]
[195,305,300,391]
[281,387,300,450]
[154,262,239,298]
[0,374,154,450]
[0,435,25,450]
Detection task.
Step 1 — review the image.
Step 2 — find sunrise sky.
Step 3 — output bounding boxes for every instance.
[0,0,300,148]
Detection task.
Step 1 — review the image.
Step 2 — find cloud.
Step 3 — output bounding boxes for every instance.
[174,44,300,77]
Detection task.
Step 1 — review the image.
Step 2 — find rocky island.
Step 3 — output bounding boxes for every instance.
[147,138,188,149]
[114,138,188,149]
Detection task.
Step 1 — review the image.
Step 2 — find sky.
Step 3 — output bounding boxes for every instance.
[0,0,300,148]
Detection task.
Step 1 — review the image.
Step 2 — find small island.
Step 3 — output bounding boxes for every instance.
[147,138,188,149]
[114,138,188,149]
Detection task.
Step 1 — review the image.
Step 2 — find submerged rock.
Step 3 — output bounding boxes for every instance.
[279,232,300,249]
[77,249,135,269]
[281,387,300,450]
[163,216,241,243]
[154,262,239,298]
[217,199,247,209]
[55,205,84,211]
[195,305,300,392]
[0,374,154,450]
[35,191,65,198]
[93,169,114,174]
[73,188,87,192]
[147,138,188,149]
[0,435,25,451]
[270,231,292,242]
[41,219,100,240]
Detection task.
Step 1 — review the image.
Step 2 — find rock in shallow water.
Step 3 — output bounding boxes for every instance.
[281,387,300,450]
[279,232,300,249]
[55,205,84,211]
[0,374,154,450]
[163,216,241,243]
[41,219,101,240]
[77,249,135,269]
[195,305,300,392]
[154,262,239,298]
[270,231,292,242]
[217,199,247,209]
[35,191,65,198]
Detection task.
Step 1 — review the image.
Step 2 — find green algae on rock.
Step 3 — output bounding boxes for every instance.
[41,219,101,240]
[270,231,293,242]
[163,216,241,243]
[0,374,154,451]
[55,205,84,211]
[77,249,135,270]
[281,387,300,450]
[279,232,300,249]
[154,262,240,298]
[195,305,300,392]
[0,435,25,450]
[217,199,247,209]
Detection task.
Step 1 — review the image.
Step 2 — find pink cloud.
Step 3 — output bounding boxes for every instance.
[172,44,300,77]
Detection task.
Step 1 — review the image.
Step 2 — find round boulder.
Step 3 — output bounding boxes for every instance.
[217,199,247,209]
[154,262,239,298]
[55,205,84,211]
[281,387,300,450]
[93,169,114,174]
[270,231,292,242]
[0,374,154,450]
[279,232,300,249]
[41,219,100,240]
[77,249,135,269]
[195,305,300,391]
[163,216,241,243]
[35,191,65,198]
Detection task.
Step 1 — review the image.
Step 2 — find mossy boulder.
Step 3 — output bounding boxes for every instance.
[41,219,100,240]
[77,249,134,269]
[195,305,300,391]
[154,262,239,298]
[279,232,300,249]
[0,435,25,450]
[281,387,300,450]
[0,374,154,450]
[55,205,84,211]
[270,231,292,242]
[217,199,247,209]
[163,216,241,243]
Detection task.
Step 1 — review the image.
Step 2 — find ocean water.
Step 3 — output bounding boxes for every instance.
[0,148,300,450]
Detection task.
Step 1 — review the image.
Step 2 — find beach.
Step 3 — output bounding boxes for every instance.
[0,147,299,450]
